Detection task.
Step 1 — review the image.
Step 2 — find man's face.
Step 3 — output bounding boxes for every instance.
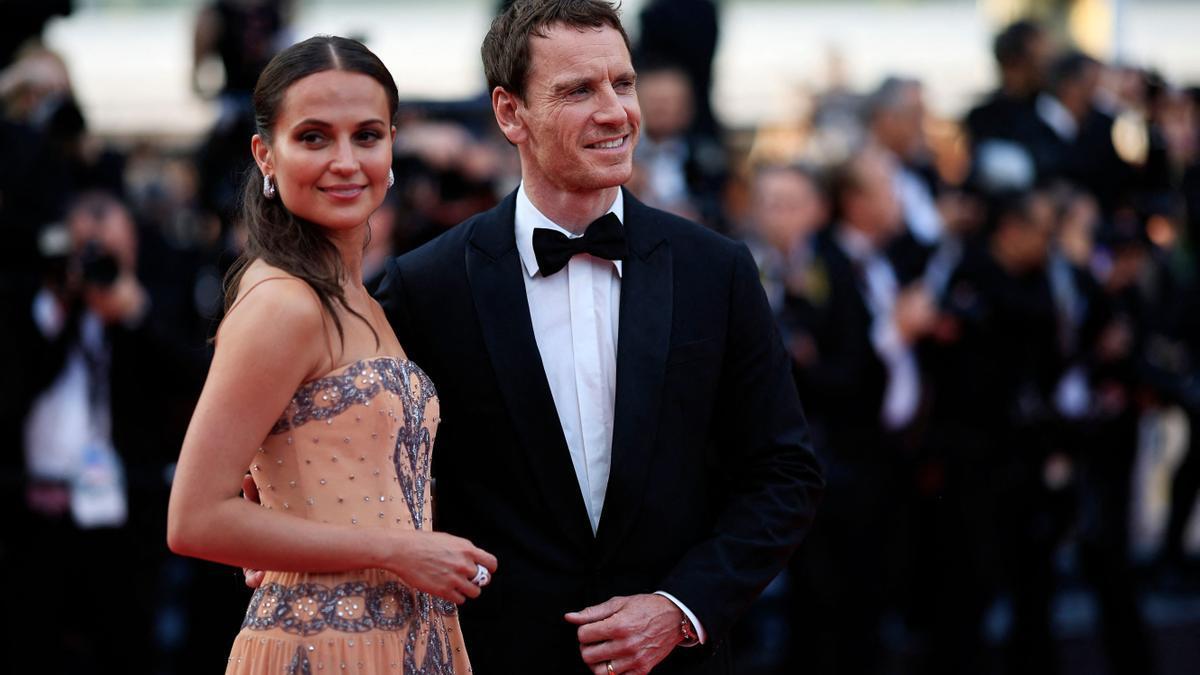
[845,149,902,244]
[876,84,926,161]
[753,169,826,248]
[639,68,693,142]
[1018,195,1056,269]
[512,23,641,195]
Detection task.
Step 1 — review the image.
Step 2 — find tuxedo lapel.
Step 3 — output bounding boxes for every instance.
[596,190,672,561]
[465,193,593,552]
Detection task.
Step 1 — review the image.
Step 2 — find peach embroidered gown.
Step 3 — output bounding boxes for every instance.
[224,355,471,674]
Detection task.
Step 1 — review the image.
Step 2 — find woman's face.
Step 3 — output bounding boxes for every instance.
[253,69,394,233]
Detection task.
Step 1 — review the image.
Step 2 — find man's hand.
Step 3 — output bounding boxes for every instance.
[240,474,266,589]
[894,285,937,345]
[85,272,148,326]
[565,594,684,675]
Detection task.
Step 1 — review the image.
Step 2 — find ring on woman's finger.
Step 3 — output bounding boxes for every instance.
[470,563,491,587]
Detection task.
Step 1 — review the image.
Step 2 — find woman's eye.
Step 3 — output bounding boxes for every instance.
[300,132,325,144]
[356,130,382,142]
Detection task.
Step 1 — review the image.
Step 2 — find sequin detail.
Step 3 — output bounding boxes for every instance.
[241,580,460,673]
[241,580,457,635]
[287,645,313,675]
[270,358,435,435]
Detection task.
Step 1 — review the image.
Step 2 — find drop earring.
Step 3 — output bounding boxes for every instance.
[386,168,395,189]
[262,174,276,199]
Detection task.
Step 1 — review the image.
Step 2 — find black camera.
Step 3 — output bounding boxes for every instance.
[78,240,119,288]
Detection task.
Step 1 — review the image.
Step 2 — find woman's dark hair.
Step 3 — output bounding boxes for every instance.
[224,35,399,349]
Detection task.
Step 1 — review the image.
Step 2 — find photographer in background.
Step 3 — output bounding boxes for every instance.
[8,191,181,673]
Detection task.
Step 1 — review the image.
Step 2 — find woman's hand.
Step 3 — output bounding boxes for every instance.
[387,531,498,604]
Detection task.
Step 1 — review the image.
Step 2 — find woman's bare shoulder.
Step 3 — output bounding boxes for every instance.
[219,262,326,363]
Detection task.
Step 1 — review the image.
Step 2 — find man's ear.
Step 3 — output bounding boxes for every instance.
[492,86,527,145]
[251,134,272,176]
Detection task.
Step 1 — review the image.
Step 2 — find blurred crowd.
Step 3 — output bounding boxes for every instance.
[1,1,1199,674]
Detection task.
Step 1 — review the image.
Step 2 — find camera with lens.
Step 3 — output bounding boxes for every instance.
[78,240,120,289]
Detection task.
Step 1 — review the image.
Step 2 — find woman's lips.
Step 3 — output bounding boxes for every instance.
[319,184,366,200]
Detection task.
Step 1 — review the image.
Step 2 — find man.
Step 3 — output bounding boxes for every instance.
[865,75,945,283]
[964,20,1053,149]
[376,1,823,673]
[631,60,727,231]
[1023,51,1140,218]
[964,20,1053,195]
[9,192,200,671]
[932,191,1067,675]
[784,144,933,675]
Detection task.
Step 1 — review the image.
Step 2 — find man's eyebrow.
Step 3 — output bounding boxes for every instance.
[551,77,591,95]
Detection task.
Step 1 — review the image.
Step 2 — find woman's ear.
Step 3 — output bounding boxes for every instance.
[492,87,527,145]
[251,134,272,176]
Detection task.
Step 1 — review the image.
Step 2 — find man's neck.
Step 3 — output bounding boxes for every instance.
[522,180,620,235]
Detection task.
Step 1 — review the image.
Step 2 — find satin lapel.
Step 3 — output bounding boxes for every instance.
[465,196,594,552]
[595,191,672,562]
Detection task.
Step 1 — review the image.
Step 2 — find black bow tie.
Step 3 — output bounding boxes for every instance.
[532,212,627,277]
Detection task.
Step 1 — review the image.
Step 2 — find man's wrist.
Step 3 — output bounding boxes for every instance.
[652,590,706,646]
[678,613,700,647]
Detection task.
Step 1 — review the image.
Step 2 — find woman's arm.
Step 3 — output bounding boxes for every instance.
[166,276,494,603]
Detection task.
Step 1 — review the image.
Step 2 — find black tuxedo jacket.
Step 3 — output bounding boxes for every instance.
[376,189,823,674]
[789,233,888,467]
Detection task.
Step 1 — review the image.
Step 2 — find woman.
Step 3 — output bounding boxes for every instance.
[167,36,495,674]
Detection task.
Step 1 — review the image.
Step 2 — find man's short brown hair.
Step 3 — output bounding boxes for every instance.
[481,0,631,100]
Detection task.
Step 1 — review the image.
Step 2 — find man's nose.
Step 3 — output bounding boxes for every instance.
[593,83,629,127]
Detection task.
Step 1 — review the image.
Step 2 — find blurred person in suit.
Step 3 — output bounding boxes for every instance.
[732,161,830,672]
[1053,197,1158,675]
[785,143,936,675]
[865,75,956,285]
[964,21,1053,199]
[741,162,829,317]
[631,59,728,231]
[1024,52,1138,215]
[933,190,1069,675]
[965,20,1053,150]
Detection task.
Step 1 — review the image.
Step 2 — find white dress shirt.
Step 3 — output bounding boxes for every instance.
[894,166,943,246]
[514,183,706,643]
[835,227,922,431]
[24,289,128,528]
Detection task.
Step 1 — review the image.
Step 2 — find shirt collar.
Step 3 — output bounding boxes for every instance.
[1036,93,1078,142]
[834,223,878,264]
[515,182,625,278]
